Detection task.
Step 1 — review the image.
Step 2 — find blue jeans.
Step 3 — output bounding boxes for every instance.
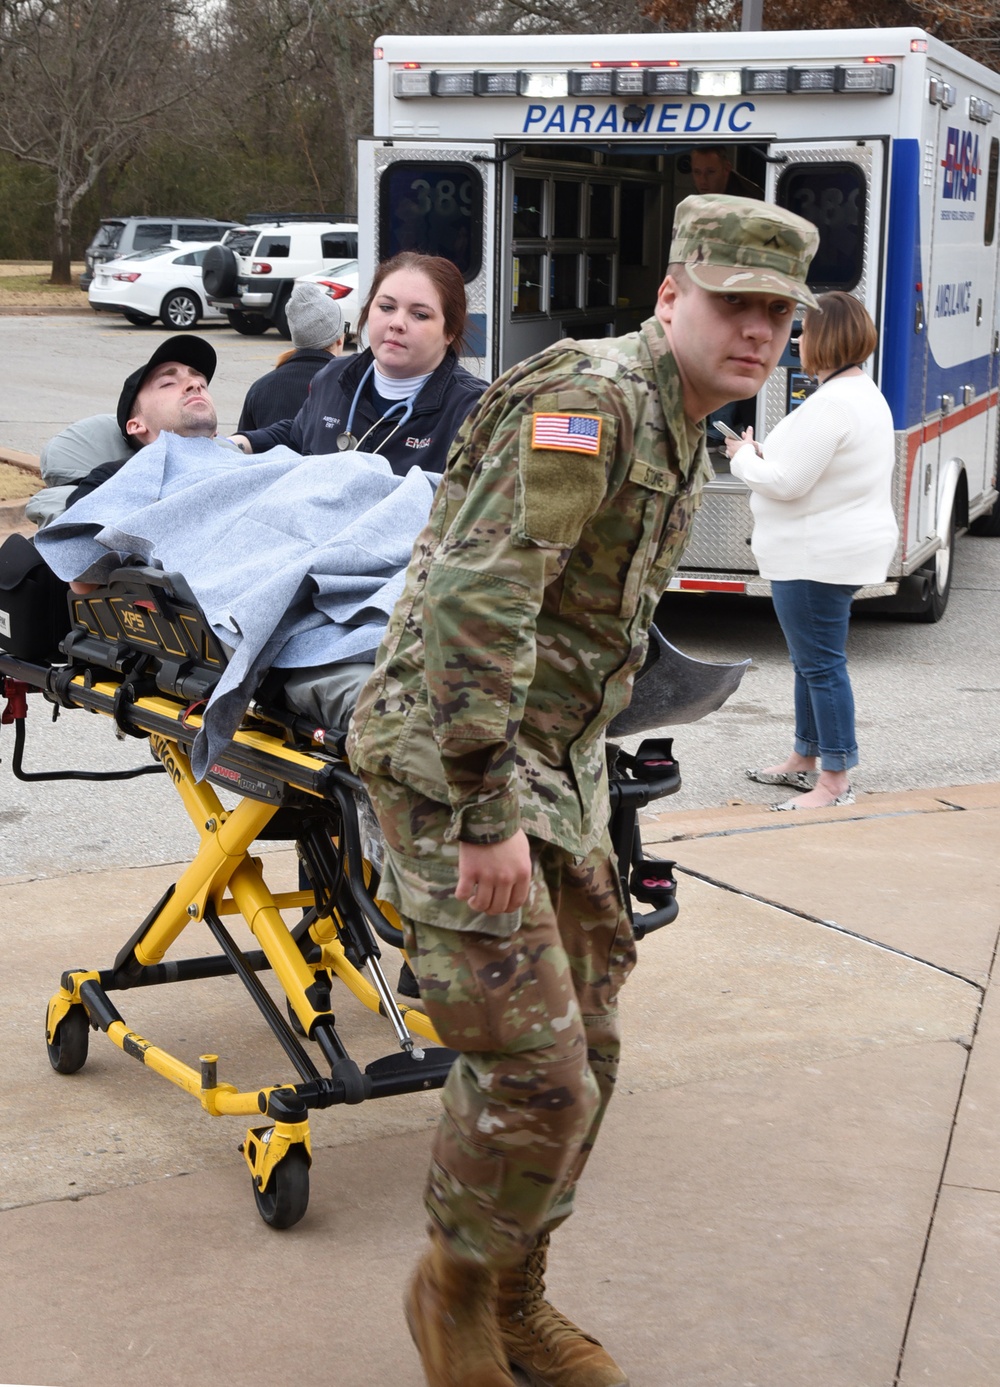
[769,580,859,772]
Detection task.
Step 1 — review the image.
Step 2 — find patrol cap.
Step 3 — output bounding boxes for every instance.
[116,335,217,440]
[669,194,820,309]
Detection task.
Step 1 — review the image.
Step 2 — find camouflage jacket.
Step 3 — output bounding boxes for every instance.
[347,316,712,858]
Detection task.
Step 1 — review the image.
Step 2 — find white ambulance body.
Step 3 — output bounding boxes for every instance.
[361,27,1000,619]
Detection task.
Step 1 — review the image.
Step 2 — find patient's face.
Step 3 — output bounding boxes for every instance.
[128,362,218,444]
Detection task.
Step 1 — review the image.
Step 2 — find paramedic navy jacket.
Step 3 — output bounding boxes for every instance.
[240,346,486,476]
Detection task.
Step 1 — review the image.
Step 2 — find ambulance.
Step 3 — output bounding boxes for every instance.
[359,27,1000,620]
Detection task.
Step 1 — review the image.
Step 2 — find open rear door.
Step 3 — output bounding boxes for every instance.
[357,138,496,377]
[760,139,886,438]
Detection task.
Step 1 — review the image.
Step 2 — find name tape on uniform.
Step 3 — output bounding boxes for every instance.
[531,413,602,455]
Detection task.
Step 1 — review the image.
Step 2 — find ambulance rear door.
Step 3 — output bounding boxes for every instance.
[358,138,497,377]
[761,139,886,438]
[679,138,885,578]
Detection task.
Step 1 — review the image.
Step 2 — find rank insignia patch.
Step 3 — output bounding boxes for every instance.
[531,413,602,455]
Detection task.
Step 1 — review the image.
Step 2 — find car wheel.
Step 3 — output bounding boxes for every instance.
[161,291,200,330]
[227,309,269,336]
[123,310,155,326]
[203,244,239,297]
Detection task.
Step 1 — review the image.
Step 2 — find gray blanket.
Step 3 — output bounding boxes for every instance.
[36,433,435,778]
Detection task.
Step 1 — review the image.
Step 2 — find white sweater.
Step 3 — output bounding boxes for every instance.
[730,373,898,585]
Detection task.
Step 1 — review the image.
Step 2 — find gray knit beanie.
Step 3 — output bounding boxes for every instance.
[286,280,344,350]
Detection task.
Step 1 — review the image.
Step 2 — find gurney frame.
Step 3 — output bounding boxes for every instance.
[0,566,682,1228]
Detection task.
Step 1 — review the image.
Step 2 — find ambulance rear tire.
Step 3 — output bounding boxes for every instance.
[46,1005,90,1074]
[969,495,1000,536]
[253,1145,310,1229]
[911,501,955,623]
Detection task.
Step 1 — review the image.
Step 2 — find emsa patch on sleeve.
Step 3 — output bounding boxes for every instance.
[531,413,602,455]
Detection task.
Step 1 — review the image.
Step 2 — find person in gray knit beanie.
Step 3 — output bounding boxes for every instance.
[287,280,345,351]
[236,283,346,430]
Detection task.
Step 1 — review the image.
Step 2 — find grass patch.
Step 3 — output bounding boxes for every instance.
[0,274,79,293]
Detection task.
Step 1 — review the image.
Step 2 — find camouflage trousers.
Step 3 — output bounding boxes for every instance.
[363,775,637,1270]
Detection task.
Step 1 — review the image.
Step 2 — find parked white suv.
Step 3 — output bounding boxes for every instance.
[204,217,358,336]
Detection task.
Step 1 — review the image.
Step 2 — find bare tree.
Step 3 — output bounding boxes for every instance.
[640,0,1000,65]
[0,0,212,282]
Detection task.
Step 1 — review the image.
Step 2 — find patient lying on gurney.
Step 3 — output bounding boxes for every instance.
[35,432,436,779]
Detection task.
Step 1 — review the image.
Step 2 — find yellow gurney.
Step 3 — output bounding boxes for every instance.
[0,563,687,1228]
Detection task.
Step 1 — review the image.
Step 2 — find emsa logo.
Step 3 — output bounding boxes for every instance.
[942,128,980,201]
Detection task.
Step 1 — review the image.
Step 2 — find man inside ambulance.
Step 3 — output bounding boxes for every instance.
[691,145,763,200]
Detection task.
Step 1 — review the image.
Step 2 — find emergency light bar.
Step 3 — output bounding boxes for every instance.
[689,70,742,97]
[393,63,895,99]
[969,94,995,123]
[646,69,690,96]
[569,68,651,96]
[743,68,791,94]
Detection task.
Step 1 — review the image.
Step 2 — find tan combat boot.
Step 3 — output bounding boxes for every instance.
[497,1232,629,1387]
[405,1235,515,1387]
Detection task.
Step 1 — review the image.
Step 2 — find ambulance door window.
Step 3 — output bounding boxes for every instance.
[378,161,483,279]
[777,162,867,292]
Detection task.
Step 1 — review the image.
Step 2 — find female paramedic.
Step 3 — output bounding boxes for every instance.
[231,252,486,474]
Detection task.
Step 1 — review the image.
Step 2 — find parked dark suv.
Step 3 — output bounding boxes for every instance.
[80,216,237,291]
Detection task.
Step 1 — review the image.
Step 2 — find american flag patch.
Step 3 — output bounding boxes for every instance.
[531,413,602,455]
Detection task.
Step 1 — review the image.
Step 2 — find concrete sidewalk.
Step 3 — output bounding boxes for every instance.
[1,783,998,1387]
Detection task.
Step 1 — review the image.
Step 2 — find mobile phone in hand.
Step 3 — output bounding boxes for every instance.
[712,419,743,441]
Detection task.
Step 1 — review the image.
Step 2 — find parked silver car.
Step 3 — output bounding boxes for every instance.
[80,216,237,291]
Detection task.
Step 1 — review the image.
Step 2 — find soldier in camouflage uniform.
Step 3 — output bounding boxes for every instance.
[347,193,819,1387]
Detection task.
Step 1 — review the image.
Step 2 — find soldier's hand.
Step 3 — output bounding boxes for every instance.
[456,832,532,916]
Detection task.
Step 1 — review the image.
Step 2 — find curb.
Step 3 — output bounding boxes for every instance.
[0,448,41,471]
[643,780,1000,842]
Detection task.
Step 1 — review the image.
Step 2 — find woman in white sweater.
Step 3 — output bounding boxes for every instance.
[724,291,897,810]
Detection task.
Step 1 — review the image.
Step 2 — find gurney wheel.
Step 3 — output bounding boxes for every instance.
[252,1145,310,1229]
[46,1004,90,1075]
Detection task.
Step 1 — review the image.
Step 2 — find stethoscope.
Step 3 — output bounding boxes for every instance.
[336,361,421,453]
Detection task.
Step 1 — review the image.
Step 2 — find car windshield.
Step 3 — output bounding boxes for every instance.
[94,222,125,249]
